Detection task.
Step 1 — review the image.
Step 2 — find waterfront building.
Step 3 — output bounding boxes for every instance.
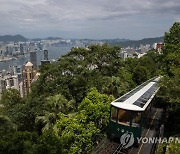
[20,44,24,55]
[22,62,37,96]
[0,78,6,98]
[30,51,37,69]
[41,49,50,66]
[19,81,24,98]
[0,74,20,99]
[12,75,19,90]
[44,49,49,60]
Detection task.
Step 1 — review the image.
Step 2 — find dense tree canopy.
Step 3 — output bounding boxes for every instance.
[160,22,180,104]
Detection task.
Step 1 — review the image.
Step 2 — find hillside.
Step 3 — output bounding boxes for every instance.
[0,35,28,42]
[108,36,164,48]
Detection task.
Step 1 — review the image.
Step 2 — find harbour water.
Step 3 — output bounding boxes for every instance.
[0,46,72,71]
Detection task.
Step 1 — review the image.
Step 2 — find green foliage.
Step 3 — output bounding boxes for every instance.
[156,143,167,154]
[46,94,74,114]
[53,89,113,153]
[166,141,180,154]
[0,131,62,154]
[54,113,100,154]
[164,106,180,137]
[0,131,38,154]
[78,88,113,129]
[132,65,149,85]
[0,89,24,109]
[0,115,16,135]
[32,44,123,103]
[156,141,180,154]
[33,131,62,154]
[35,94,75,133]
[162,22,180,75]
[160,22,180,104]
[156,22,180,152]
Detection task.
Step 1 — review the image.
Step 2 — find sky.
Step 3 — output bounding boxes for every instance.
[0,0,179,39]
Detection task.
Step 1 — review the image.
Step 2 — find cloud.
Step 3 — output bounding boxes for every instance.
[0,0,179,39]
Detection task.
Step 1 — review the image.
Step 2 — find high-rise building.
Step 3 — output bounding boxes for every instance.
[0,78,6,93]
[20,44,24,55]
[30,51,37,69]
[19,82,24,98]
[22,62,37,96]
[12,75,19,90]
[9,65,14,75]
[0,78,6,99]
[41,49,50,66]
[13,65,18,75]
[44,49,49,60]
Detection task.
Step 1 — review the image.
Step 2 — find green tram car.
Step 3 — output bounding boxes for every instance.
[108,77,160,142]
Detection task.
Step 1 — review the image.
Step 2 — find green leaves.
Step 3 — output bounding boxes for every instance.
[0,131,62,154]
[0,89,24,109]
[52,89,112,153]
[160,22,180,104]
[132,65,149,85]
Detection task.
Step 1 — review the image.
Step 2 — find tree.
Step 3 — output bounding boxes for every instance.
[0,131,38,154]
[0,131,62,154]
[139,55,158,77]
[33,131,62,154]
[162,22,180,77]
[78,88,114,129]
[160,22,180,104]
[132,65,149,85]
[0,115,16,135]
[35,94,75,133]
[53,113,100,154]
[0,89,23,109]
[99,76,132,98]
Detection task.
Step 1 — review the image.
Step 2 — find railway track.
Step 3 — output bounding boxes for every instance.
[92,138,133,154]
[112,143,134,154]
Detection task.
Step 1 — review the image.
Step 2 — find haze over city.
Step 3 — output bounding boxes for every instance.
[0,0,179,39]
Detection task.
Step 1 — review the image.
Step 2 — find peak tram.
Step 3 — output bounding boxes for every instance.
[108,77,161,144]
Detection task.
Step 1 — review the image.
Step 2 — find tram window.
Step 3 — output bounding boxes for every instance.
[132,112,141,127]
[118,109,131,126]
[111,107,118,122]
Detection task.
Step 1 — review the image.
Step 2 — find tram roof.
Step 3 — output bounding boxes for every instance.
[111,76,161,111]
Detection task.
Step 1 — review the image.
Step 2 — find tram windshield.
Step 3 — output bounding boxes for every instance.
[111,106,142,127]
[111,106,118,122]
[118,109,131,126]
[132,112,142,127]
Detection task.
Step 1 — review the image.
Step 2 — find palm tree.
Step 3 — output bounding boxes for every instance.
[35,94,75,133]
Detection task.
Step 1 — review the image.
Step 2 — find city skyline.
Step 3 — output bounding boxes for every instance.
[0,0,179,39]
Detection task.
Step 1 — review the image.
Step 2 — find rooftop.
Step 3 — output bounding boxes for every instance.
[25,62,33,67]
[111,77,160,111]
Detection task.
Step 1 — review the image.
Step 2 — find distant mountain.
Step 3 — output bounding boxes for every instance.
[0,35,28,42]
[108,36,164,48]
[0,34,164,47]
[102,38,130,43]
[45,37,62,40]
[32,37,63,41]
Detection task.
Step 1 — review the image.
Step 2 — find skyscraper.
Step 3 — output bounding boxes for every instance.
[20,44,24,55]
[30,51,37,69]
[22,62,37,96]
[44,49,49,60]
[41,49,50,66]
